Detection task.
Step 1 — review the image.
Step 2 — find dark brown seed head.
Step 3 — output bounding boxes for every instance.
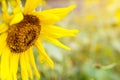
[7,15,41,53]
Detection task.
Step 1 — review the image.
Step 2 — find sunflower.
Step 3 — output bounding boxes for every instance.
[0,0,78,80]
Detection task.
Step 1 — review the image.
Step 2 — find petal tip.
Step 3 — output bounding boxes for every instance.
[74,30,79,33]
[51,64,54,69]
[71,29,79,36]
[69,4,77,10]
[66,47,71,50]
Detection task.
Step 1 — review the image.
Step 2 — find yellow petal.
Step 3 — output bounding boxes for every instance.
[33,5,76,25]
[41,25,79,38]
[0,23,8,33]
[9,0,22,14]
[33,12,60,25]
[9,0,17,7]
[1,0,11,22]
[28,48,40,79]
[16,0,21,6]
[13,6,22,14]
[24,0,41,14]
[20,53,28,80]
[10,12,23,25]
[1,0,8,15]
[42,5,76,21]
[9,53,19,80]
[0,33,7,55]
[25,51,33,80]
[0,46,10,80]
[35,40,54,68]
[41,36,71,50]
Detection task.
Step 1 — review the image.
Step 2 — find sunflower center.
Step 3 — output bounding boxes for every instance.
[7,15,41,53]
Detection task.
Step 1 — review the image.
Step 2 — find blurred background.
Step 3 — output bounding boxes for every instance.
[23,0,120,80]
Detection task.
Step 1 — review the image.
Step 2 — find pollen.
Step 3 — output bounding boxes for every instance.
[7,15,41,53]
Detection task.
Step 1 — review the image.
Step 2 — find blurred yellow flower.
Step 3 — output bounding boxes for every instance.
[85,0,99,6]
[0,0,78,80]
[85,14,96,22]
[115,7,120,23]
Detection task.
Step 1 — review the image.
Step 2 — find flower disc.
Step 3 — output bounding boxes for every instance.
[7,15,41,53]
